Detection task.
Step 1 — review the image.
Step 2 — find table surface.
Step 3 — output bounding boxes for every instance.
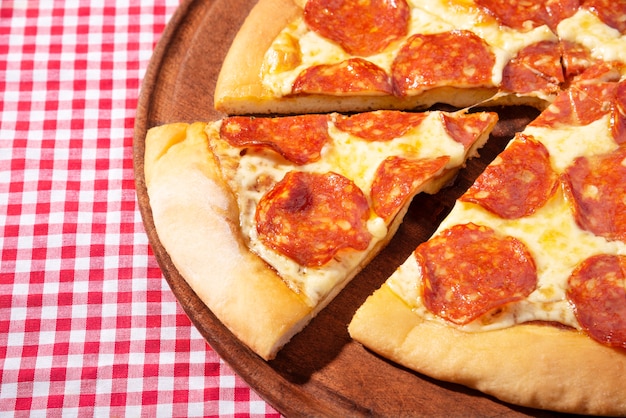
[0,1,280,416]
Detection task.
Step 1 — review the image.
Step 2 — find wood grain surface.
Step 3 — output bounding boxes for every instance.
[133,0,574,415]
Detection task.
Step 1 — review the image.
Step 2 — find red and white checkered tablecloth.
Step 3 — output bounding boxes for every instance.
[0,1,281,416]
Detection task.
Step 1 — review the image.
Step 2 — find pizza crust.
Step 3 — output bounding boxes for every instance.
[144,122,312,360]
[349,284,626,416]
[214,0,300,114]
[143,122,418,360]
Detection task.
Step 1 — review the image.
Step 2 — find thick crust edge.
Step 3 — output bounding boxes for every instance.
[144,122,313,360]
[348,284,626,416]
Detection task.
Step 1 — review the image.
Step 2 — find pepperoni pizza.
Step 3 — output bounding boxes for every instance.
[141,0,626,415]
[215,0,626,115]
[349,70,626,415]
[144,110,497,360]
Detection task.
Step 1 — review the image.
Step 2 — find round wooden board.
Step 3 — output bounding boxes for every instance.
[133,0,575,416]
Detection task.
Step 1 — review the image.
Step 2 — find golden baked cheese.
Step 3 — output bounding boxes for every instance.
[261,0,557,98]
[558,9,626,64]
[387,112,626,332]
[206,110,495,306]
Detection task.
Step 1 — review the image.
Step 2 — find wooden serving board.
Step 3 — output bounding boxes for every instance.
[133,0,574,415]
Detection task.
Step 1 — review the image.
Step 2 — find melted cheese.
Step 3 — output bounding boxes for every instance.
[523,117,619,171]
[387,113,626,331]
[558,9,626,64]
[261,0,556,95]
[322,112,466,193]
[209,113,475,306]
[262,18,351,96]
[407,0,557,84]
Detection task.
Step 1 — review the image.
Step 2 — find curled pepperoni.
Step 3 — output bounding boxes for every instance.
[392,31,495,96]
[303,0,409,56]
[460,134,558,219]
[583,0,626,34]
[562,145,626,242]
[567,254,626,348]
[475,0,578,31]
[501,41,564,95]
[371,156,449,221]
[334,110,427,141]
[441,112,499,150]
[256,171,372,267]
[415,223,537,325]
[220,115,331,165]
[292,58,393,96]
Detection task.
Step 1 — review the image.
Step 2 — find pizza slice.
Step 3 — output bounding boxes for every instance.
[348,69,626,415]
[214,0,626,115]
[143,109,498,360]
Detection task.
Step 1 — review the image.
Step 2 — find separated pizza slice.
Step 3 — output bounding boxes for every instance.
[143,109,497,360]
[214,0,626,115]
[349,71,626,416]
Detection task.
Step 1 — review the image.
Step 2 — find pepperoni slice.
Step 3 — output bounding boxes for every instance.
[560,41,597,80]
[303,0,410,56]
[441,112,499,150]
[220,115,331,165]
[543,0,581,29]
[415,223,537,325]
[583,0,626,34]
[475,0,547,30]
[475,0,578,31]
[562,145,626,242]
[612,80,626,144]
[392,31,495,96]
[292,58,393,96]
[530,78,619,128]
[567,254,626,349]
[371,156,449,221]
[460,134,558,219]
[566,82,616,125]
[256,171,372,267]
[501,40,564,95]
[577,61,625,82]
[334,110,427,141]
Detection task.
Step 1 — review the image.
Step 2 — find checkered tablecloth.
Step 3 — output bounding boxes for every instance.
[0,1,280,416]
